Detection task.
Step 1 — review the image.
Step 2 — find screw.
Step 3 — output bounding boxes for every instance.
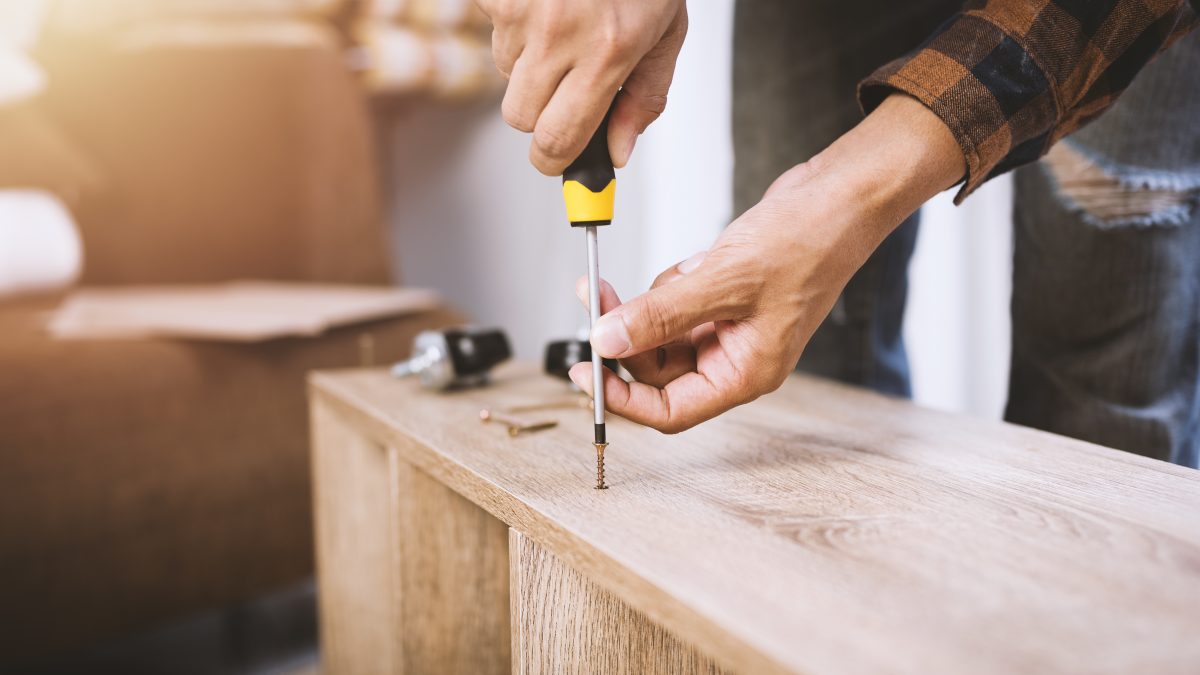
[594,443,608,490]
[502,396,592,414]
[506,420,558,437]
[479,409,558,437]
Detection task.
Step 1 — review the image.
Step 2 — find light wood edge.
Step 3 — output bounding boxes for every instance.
[308,374,791,675]
[509,529,731,675]
[309,392,403,673]
[509,528,524,675]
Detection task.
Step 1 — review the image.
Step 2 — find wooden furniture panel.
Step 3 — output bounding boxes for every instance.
[510,529,726,675]
[311,397,400,673]
[310,364,1200,674]
[392,442,511,675]
[311,397,510,675]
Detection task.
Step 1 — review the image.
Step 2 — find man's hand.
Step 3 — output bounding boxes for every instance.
[568,94,966,433]
[476,0,687,175]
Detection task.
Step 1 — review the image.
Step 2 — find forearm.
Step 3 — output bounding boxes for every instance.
[762,93,964,278]
[826,93,963,225]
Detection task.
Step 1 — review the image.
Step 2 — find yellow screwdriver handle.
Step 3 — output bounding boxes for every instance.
[562,107,616,226]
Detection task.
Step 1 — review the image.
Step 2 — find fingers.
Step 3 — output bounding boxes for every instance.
[480,0,686,175]
[627,343,698,388]
[574,275,621,315]
[490,27,520,79]
[568,358,750,434]
[501,53,569,133]
[529,67,621,175]
[608,6,688,167]
[648,251,705,291]
[573,250,705,318]
[574,275,695,388]
[590,256,744,360]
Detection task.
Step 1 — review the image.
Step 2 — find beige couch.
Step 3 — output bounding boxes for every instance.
[0,18,460,662]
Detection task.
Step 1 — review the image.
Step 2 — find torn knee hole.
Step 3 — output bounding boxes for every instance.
[1043,143,1198,228]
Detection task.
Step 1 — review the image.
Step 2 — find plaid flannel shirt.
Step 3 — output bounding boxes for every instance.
[859,0,1199,201]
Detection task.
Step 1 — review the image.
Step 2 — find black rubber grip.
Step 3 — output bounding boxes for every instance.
[563,105,615,193]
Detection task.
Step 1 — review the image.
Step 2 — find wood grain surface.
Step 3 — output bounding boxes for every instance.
[392,444,512,675]
[311,400,399,673]
[310,364,1200,675]
[510,529,727,674]
[312,400,510,675]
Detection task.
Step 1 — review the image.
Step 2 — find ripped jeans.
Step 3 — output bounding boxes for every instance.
[734,1,1200,467]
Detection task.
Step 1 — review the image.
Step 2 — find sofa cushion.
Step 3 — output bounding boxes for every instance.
[36,19,391,285]
[0,296,461,661]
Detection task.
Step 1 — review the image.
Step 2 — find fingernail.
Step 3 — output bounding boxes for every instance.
[676,251,707,275]
[618,134,637,167]
[575,277,588,307]
[591,315,631,358]
[568,365,589,392]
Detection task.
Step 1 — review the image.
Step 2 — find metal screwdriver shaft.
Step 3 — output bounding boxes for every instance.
[562,103,617,489]
[585,225,608,489]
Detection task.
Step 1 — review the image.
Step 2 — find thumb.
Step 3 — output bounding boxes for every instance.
[590,260,741,359]
[608,6,688,168]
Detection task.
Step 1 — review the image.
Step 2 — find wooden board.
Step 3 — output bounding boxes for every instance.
[510,529,727,674]
[311,399,510,675]
[311,399,399,673]
[310,364,1200,675]
[392,441,511,675]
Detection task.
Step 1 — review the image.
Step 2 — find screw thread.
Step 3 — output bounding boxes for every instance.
[594,443,608,490]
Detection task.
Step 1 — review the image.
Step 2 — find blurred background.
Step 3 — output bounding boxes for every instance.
[1,0,1013,672]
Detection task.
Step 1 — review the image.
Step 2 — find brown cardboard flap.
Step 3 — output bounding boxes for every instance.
[47,281,442,341]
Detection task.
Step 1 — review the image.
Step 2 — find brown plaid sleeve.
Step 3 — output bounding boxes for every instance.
[859,0,1199,202]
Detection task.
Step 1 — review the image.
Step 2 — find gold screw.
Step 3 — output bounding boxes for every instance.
[503,395,592,414]
[480,409,558,437]
[594,442,608,490]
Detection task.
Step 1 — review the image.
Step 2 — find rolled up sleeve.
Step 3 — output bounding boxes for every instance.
[859,0,1198,202]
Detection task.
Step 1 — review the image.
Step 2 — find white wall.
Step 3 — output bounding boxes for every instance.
[906,178,1012,418]
[387,1,1012,419]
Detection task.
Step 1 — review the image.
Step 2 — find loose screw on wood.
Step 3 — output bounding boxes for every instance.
[502,396,592,415]
[479,409,558,437]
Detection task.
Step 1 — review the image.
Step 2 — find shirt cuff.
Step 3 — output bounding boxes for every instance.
[858,13,1058,203]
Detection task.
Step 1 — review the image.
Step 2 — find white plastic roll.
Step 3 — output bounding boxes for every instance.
[0,190,83,298]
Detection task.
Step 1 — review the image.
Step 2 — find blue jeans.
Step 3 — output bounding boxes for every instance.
[734,2,1200,467]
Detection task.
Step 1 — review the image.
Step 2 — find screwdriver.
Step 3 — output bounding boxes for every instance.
[562,108,616,490]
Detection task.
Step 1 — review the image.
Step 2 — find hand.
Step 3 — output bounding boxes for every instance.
[569,94,966,432]
[476,0,687,174]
